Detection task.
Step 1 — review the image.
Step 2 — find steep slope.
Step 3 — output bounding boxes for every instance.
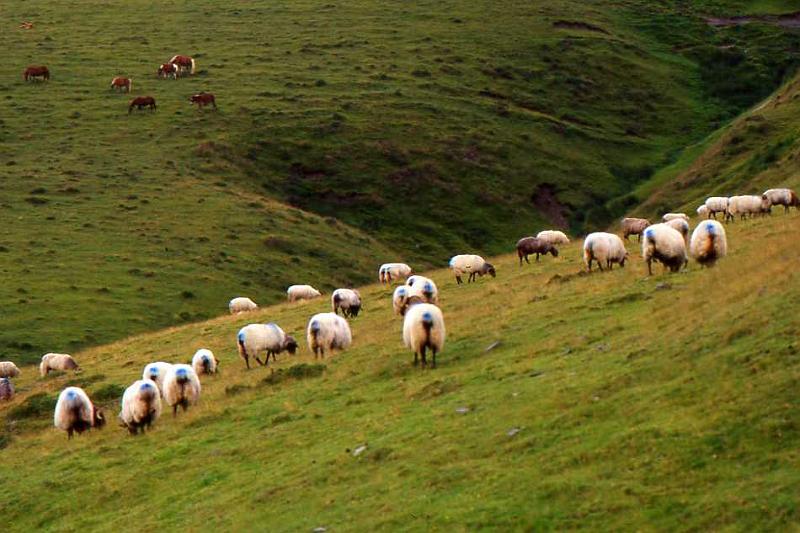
[1,213,798,530]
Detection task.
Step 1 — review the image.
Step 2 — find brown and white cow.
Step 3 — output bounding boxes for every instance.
[169,55,195,75]
[157,63,178,79]
[189,92,216,109]
[128,96,156,114]
[24,65,49,81]
[110,77,132,92]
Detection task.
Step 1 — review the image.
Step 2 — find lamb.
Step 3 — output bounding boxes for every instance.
[237,323,298,368]
[763,188,799,213]
[142,362,173,394]
[449,254,496,284]
[306,313,352,358]
[332,288,362,318]
[697,205,710,219]
[53,387,105,439]
[40,353,80,377]
[664,217,690,242]
[403,303,446,368]
[287,285,322,302]
[704,197,729,219]
[642,224,688,275]
[0,361,21,378]
[516,237,559,265]
[536,230,570,246]
[0,378,14,401]
[662,213,689,222]
[620,218,651,242]
[583,232,628,271]
[162,364,201,415]
[228,297,258,314]
[119,379,162,435]
[690,220,728,267]
[405,276,439,304]
[727,195,771,221]
[379,263,413,284]
[192,349,218,376]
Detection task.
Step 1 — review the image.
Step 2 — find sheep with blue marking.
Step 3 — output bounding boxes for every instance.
[142,362,173,394]
[449,254,496,284]
[403,302,446,368]
[54,387,106,439]
[40,353,80,377]
[332,288,362,318]
[237,323,298,368]
[690,220,727,266]
[307,313,352,358]
[162,364,201,416]
[405,275,439,305]
[287,284,322,302]
[119,379,162,435]
[229,296,258,314]
[192,349,218,376]
[379,263,413,284]
[642,224,688,275]
[0,361,20,378]
[392,286,410,316]
[583,232,628,271]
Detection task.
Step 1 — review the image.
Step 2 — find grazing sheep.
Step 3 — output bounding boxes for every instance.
[642,224,688,275]
[53,387,105,439]
[392,286,410,316]
[162,364,201,415]
[697,205,710,219]
[192,349,218,376]
[763,188,799,213]
[228,297,258,314]
[402,303,446,368]
[620,218,651,242]
[0,361,21,378]
[516,237,559,265]
[379,263,413,284]
[664,217,690,242]
[142,362,173,394]
[662,213,689,222]
[287,285,322,302]
[704,197,729,219]
[237,323,298,368]
[583,232,628,271]
[690,220,728,267]
[332,288,362,318]
[727,195,771,221]
[40,353,80,377]
[536,230,570,246]
[449,254,496,284]
[306,313,352,358]
[0,378,14,401]
[119,379,162,435]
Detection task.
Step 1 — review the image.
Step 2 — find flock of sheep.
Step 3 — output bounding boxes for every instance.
[0,186,795,440]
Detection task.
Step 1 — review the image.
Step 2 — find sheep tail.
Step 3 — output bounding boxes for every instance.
[421,312,434,343]
[237,332,247,360]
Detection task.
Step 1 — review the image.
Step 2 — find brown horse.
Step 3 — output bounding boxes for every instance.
[157,63,178,79]
[110,77,132,92]
[169,55,195,75]
[24,65,49,81]
[128,96,156,114]
[189,92,216,109]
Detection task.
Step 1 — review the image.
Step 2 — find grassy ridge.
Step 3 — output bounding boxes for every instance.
[1,212,798,530]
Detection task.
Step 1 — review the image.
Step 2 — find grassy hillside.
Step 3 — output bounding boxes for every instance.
[1,212,798,530]
[1,0,799,362]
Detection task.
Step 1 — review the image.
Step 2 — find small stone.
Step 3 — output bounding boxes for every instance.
[655,282,672,291]
[313,528,327,533]
[507,427,521,437]
[352,445,367,457]
[455,406,470,414]
[485,341,502,352]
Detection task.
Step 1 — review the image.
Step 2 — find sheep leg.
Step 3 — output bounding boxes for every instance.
[587,258,592,272]
[173,405,178,417]
[413,352,419,366]
[455,275,462,284]
[431,349,437,369]
[420,346,427,367]
[67,429,74,440]
[254,356,265,366]
[647,259,653,276]
[244,355,250,370]
[535,253,540,262]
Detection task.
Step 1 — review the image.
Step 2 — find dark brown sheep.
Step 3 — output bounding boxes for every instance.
[621,217,650,242]
[516,237,559,266]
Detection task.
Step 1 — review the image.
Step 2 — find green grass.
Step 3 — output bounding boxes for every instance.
[1,212,799,530]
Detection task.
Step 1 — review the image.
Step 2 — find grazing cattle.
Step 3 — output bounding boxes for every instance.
[189,92,216,109]
[128,96,156,114]
[110,77,132,92]
[158,63,178,79]
[24,65,49,82]
[169,55,195,75]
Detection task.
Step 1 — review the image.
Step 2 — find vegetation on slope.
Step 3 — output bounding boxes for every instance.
[1,213,798,530]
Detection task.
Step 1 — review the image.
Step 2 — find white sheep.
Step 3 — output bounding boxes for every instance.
[287,284,322,302]
[642,224,688,275]
[40,353,80,377]
[0,378,14,401]
[192,349,218,376]
[119,379,162,435]
[0,361,21,378]
[449,254,496,284]
[379,263,413,284]
[228,297,258,314]
[403,303,446,368]
[664,217,690,242]
[662,213,689,222]
[690,220,727,267]
[392,286,410,316]
[332,288,362,318]
[727,195,771,221]
[536,230,570,246]
[696,205,709,219]
[763,188,799,213]
[405,276,439,305]
[142,362,173,395]
[162,364,201,415]
[53,386,106,439]
[306,313,352,358]
[582,232,628,271]
[237,323,298,368]
[704,197,729,219]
